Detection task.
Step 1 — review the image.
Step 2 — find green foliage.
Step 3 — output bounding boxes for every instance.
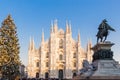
[0,15,20,80]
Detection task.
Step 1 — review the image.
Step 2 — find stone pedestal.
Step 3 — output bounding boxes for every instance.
[92,41,114,62]
[90,60,120,79]
[74,41,120,80]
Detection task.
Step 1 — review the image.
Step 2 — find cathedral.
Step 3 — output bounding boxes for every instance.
[27,20,93,79]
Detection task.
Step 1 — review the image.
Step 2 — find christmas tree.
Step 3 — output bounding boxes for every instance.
[0,15,20,80]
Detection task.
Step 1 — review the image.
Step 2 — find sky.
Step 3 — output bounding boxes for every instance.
[0,0,120,66]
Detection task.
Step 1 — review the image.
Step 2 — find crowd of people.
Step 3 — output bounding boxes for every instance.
[19,78,71,80]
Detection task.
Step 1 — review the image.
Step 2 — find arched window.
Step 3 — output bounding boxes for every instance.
[73,62,76,67]
[46,52,49,58]
[36,62,39,67]
[73,53,76,58]
[46,62,49,67]
[59,54,63,60]
[59,39,63,48]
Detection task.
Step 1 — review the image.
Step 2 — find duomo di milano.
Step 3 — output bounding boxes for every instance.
[27,20,93,79]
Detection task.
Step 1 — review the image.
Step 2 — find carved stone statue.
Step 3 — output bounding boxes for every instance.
[96,19,115,43]
[79,60,96,75]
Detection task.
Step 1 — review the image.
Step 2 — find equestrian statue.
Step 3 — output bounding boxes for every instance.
[96,19,115,43]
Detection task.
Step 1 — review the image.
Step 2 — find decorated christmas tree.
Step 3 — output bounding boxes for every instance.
[0,15,20,80]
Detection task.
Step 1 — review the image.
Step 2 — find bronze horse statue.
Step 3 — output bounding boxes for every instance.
[96,19,115,43]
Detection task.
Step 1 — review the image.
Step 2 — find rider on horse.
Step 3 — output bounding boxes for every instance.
[97,19,107,36]
[96,19,115,43]
[98,19,107,30]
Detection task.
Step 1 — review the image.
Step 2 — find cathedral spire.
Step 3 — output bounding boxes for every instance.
[87,39,92,51]
[53,19,58,33]
[78,30,81,46]
[41,29,44,42]
[87,41,89,52]
[69,21,71,33]
[66,20,69,33]
[29,36,35,51]
[31,37,35,51]
[86,39,93,62]
[29,36,32,50]
[51,20,53,33]
[88,39,92,49]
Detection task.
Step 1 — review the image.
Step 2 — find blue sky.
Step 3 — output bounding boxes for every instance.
[0,0,120,66]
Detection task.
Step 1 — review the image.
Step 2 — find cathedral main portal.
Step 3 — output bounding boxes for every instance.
[58,69,63,79]
[45,72,49,79]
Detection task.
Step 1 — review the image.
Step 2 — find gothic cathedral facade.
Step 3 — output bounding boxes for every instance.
[27,21,93,79]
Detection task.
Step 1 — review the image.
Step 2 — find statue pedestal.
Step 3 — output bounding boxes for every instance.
[92,41,114,52]
[90,60,120,79]
[92,41,114,62]
[74,41,120,80]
